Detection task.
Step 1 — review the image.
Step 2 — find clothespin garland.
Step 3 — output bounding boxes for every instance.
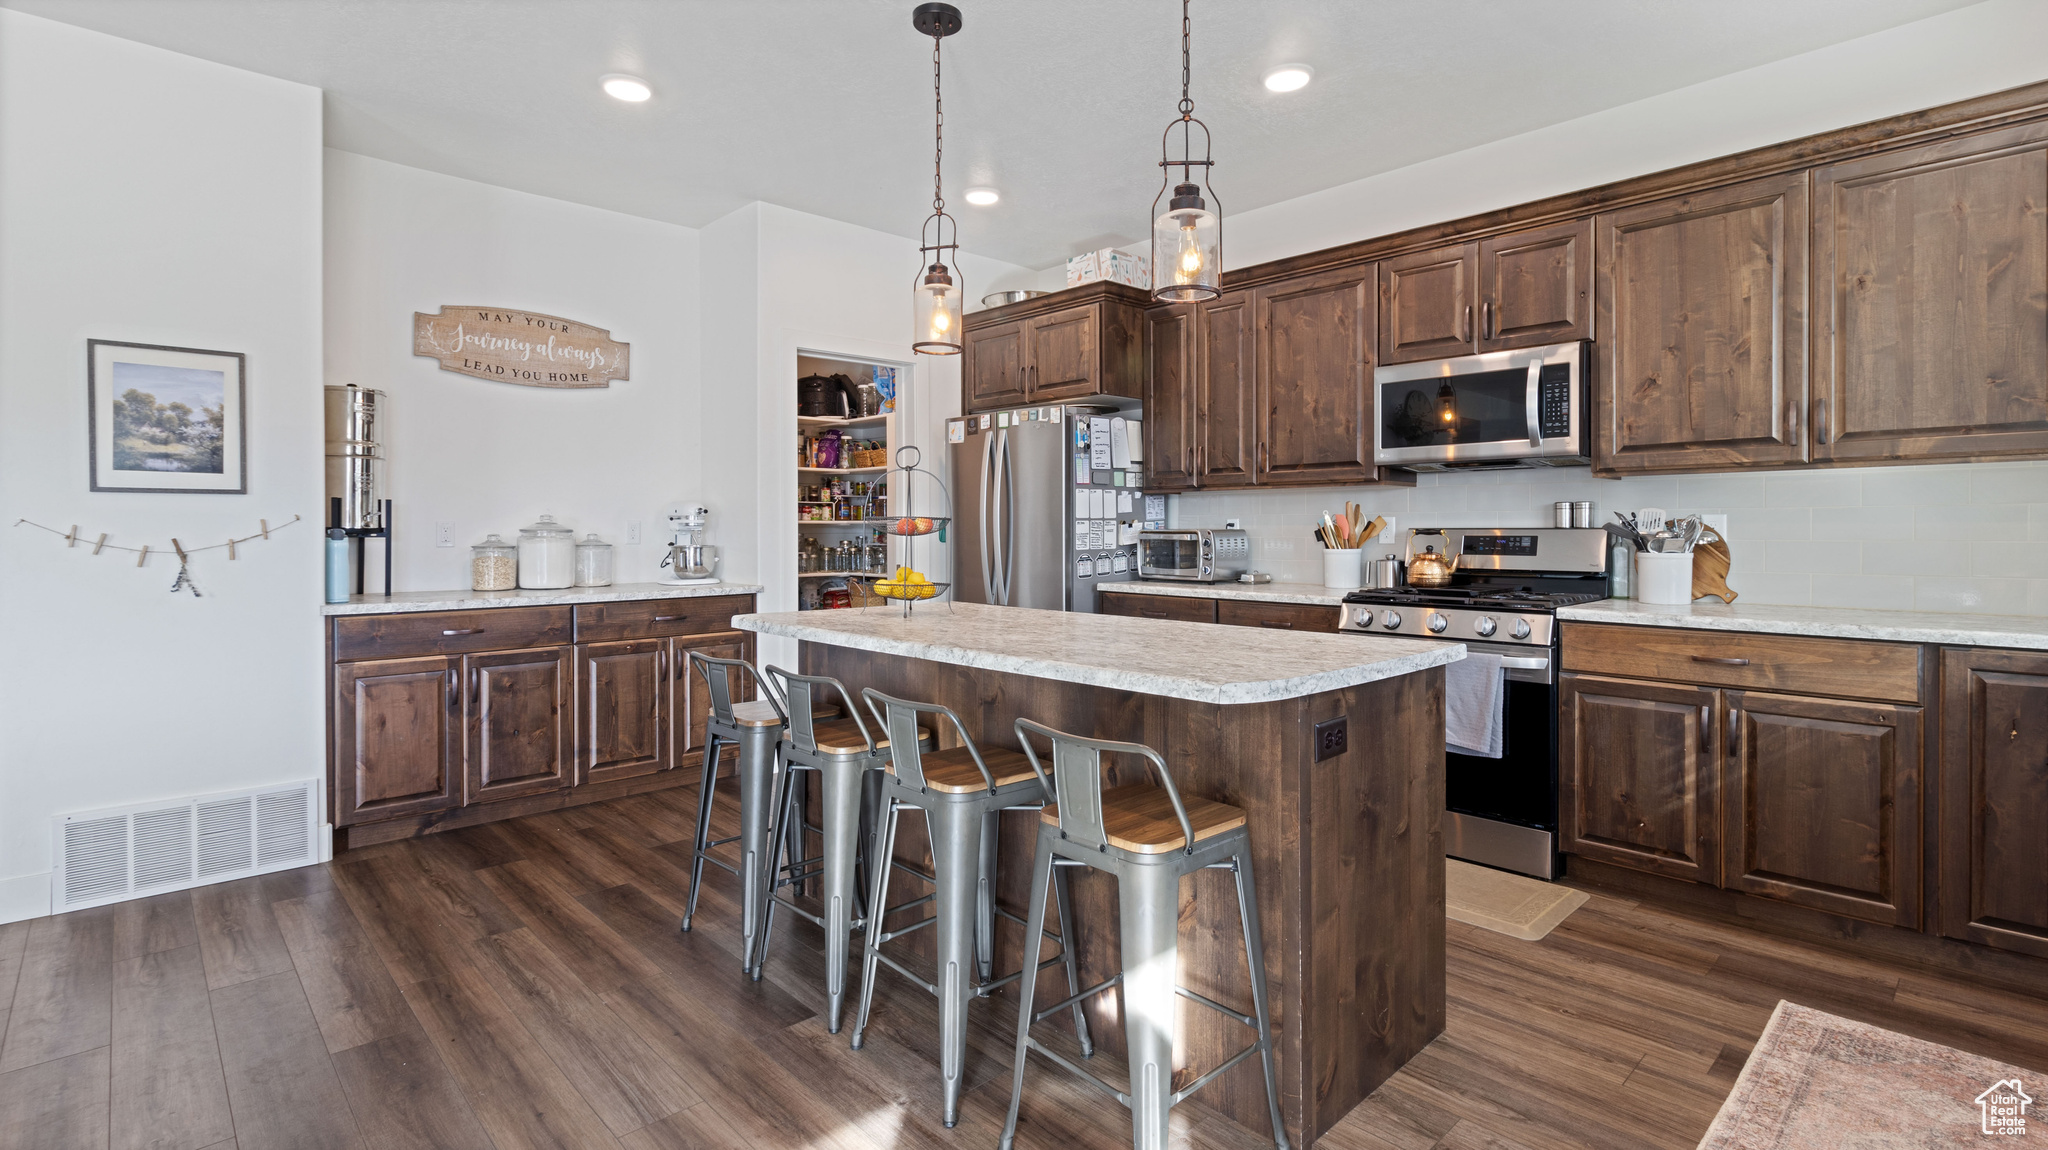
[9,514,302,596]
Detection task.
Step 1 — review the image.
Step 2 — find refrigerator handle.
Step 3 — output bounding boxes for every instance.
[978,430,997,603]
[1002,429,1017,604]
[993,429,1012,605]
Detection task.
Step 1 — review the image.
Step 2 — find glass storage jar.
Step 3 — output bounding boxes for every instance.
[575,534,614,587]
[471,534,517,591]
[517,515,575,589]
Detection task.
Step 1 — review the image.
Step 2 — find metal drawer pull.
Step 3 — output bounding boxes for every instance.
[652,615,684,622]
[1691,655,1749,666]
[1140,609,1170,619]
[441,628,483,636]
[1258,620,1294,629]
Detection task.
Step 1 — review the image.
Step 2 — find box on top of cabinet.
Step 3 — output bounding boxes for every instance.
[1068,248,1151,290]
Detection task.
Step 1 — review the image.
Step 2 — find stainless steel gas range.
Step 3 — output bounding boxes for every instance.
[1337,527,1612,880]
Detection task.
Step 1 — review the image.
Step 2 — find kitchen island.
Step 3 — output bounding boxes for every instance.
[735,602,1461,1148]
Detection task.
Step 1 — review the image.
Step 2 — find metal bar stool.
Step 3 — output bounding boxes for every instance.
[678,650,832,971]
[1000,718,1288,1150]
[751,667,934,1032]
[850,688,1092,1128]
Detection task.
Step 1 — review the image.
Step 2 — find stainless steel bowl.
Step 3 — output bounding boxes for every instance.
[980,290,1048,308]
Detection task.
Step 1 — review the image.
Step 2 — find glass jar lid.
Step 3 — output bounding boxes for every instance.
[472,533,514,553]
[576,533,611,551]
[519,515,573,536]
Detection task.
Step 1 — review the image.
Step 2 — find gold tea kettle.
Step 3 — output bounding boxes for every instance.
[1405,532,1459,587]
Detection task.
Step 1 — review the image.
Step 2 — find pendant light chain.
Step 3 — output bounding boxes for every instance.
[932,30,945,215]
[1178,0,1193,118]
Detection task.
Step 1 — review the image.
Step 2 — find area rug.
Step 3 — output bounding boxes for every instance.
[1698,1000,2040,1147]
[1443,858,1588,941]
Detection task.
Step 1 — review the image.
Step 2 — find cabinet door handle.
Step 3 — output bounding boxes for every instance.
[1259,620,1294,629]
[1482,300,1494,340]
[652,614,684,622]
[446,667,459,707]
[658,648,668,681]
[1787,399,1799,439]
[441,627,482,636]
[1462,304,1473,343]
[1698,704,1711,752]
[1258,442,1268,476]
[1816,399,1831,445]
[1691,655,1751,666]
[1728,706,1739,750]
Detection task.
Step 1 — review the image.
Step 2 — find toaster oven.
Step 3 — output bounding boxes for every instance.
[1137,529,1251,582]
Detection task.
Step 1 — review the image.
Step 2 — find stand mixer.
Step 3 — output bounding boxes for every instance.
[660,504,720,585]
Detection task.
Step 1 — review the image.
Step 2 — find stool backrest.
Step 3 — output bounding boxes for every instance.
[860,688,997,792]
[763,666,871,754]
[1014,718,1197,855]
[689,650,781,727]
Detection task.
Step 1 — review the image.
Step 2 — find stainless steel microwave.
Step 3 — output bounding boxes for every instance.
[1137,529,1250,582]
[1372,340,1589,470]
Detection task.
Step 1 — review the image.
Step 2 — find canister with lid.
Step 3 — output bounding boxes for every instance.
[575,534,614,587]
[471,534,517,591]
[517,515,575,589]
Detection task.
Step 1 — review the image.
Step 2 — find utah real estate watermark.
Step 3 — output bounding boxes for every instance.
[1976,1078,2032,1137]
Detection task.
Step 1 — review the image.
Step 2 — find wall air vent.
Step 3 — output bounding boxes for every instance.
[52,779,320,911]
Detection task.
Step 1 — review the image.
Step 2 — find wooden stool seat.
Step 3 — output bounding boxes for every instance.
[1041,785,1247,855]
[730,699,841,728]
[891,746,1037,793]
[806,718,889,754]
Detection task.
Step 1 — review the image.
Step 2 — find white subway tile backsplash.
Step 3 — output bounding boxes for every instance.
[1725,507,1813,541]
[1970,462,2048,504]
[1914,505,2030,540]
[1766,471,1861,508]
[1727,572,1813,604]
[1765,541,1861,574]
[1809,506,1895,541]
[1915,577,2031,615]
[1971,540,2048,577]
[2033,506,2048,541]
[2032,580,2048,617]
[1823,575,1917,611]
[1862,466,1973,508]
[1858,544,1948,577]
[1674,474,1767,508]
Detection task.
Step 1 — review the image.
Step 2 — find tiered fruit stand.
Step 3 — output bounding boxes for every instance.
[866,446,951,616]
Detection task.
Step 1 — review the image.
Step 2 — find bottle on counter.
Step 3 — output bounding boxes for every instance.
[326,528,351,604]
[471,534,517,591]
[517,515,575,589]
[575,534,614,587]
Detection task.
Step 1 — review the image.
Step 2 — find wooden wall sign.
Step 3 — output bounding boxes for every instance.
[412,306,630,388]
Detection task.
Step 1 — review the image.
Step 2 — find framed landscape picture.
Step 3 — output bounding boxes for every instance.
[88,340,247,493]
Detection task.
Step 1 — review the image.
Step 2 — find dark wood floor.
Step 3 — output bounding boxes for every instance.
[3,778,2046,1150]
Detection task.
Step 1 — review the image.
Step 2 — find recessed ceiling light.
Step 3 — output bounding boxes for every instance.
[963,187,1000,206]
[601,74,652,103]
[1262,64,1313,93]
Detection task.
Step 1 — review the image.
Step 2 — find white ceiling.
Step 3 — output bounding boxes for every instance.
[6,0,1981,268]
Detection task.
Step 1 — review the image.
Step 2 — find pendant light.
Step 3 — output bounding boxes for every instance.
[1151,0,1221,303]
[911,3,964,355]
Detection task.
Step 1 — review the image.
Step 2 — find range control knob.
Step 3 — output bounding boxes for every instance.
[1511,618,1533,640]
[1426,613,1449,634]
[1381,610,1403,630]
[1473,616,1498,637]
[1351,608,1374,628]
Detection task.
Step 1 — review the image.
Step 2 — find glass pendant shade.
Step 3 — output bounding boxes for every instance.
[1153,183,1220,302]
[913,263,963,355]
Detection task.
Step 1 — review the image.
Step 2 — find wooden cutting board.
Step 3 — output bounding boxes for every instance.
[1691,529,1736,603]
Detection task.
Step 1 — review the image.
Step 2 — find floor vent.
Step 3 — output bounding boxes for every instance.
[52,780,320,911]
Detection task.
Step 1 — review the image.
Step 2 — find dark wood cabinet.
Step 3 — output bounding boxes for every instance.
[1376,220,1593,366]
[1812,121,2048,465]
[1216,600,1339,633]
[1378,243,1477,365]
[577,638,670,785]
[964,320,1028,411]
[1723,691,1922,927]
[328,596,754,847]
[1096,592,1217,624]
[464,646,572,803]
[1255,263,1387,486]
[1938,647,2048,959]
[1199,290,1258,487]
[333,656,461,826]
[1142,304,1197,491]
[961,284,1145,413]
[676,631,753,767]
[1560,673,1722,884]
[1595,172,1810,474]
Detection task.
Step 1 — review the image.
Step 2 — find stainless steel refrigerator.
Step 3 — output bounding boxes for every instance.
[949,403,1141,613]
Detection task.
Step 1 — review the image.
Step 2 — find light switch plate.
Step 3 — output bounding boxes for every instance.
[434,521,455,548]
[1378,516,1396,544]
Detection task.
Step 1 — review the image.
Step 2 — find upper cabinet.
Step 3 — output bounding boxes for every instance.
[1812,121,2048,464]
[1377,219,1593,366]
[1256,265,1380,485]
[1199,290,1259,488]
[961,283,1145,413]
[1595,172,1810,474]
[1141,304,1197,491]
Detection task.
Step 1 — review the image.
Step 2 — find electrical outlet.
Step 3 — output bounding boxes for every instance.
[1314,716,1348,762]
[1224,518,1241,529]
[1378,516,1396,544]
[434,521,455,548]
[626,520,643,545]
[1702,513,1728,538]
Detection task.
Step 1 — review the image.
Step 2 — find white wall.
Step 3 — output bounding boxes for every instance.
[324,150,701,590]
[1155,0,2048,615]
[0,10,325,922]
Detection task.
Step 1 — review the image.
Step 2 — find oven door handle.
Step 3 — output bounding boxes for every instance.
[1525,360,1544,448]
[1497,655,1549,670]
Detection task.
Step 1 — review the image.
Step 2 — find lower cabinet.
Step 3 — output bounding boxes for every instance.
[1559,674,1721,884]
[1938,647,2048,958]
[1216,599,1340,633]
[1097,592,1218,624]
[329,597,755,841]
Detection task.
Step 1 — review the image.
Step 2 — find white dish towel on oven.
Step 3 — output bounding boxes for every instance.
[1444,650,1505,759]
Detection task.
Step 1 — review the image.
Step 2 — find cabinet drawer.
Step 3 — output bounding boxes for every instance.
[334,607,572,662]
[1561,623,1923,703]
[574,595,755,643]
[1100,592,1217,624]
[1217,599,1340,633]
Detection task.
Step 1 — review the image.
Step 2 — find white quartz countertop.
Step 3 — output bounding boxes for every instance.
[735,601,1461,705]
[322,581,764,617]
[1557,599,2048,650]
[1097,580,1347,607]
